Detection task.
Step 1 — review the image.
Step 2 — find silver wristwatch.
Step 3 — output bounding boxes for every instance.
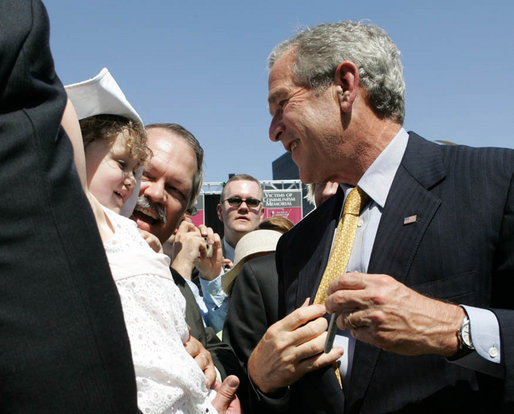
[458,315,475,351]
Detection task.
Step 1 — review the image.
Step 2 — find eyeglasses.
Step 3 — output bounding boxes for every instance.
[186,206,198,216]
[223,197,262,208]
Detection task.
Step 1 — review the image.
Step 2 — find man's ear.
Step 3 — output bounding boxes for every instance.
[334,61,360,113]
[259,207,266,221]
[217,203,223,222]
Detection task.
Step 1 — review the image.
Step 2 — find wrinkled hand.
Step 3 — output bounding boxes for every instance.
[248,299,344,394]
[212,375,241,414]
[184,331,217,388]
[138,229,163,253]
[325,272,464,356]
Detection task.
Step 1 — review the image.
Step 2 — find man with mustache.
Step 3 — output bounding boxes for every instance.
[131,123,242,388]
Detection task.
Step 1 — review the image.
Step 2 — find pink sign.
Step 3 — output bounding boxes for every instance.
[265,207,303,224]
[191,210,205,227]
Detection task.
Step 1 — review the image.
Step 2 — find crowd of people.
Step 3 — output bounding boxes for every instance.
[1,1,512,413]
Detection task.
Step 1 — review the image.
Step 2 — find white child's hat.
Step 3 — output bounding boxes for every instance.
[65,68,144,217]
[65,67,143,124]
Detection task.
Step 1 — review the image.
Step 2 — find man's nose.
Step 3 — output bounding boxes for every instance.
[237,201,250,212]
[143,180,165,203]
[269,115,284,142]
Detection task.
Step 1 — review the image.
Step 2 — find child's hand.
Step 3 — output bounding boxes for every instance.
[138,229,163,253]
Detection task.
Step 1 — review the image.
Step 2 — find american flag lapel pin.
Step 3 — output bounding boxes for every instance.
[403,214,417,225]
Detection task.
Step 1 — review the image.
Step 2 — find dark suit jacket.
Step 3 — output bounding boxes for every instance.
[224,253,279,366]
[0,1,138,411]
[223,253,279,413]
[171,268,243,381]
[264,133,514,413]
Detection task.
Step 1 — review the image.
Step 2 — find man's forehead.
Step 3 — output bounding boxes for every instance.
[147,128,176,153]
[148,129,195,162]
[268,51,298,109]
[225,180,261,196]
[147,131,196,184]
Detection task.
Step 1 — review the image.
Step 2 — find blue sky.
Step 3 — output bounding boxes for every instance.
[44,0,513,183]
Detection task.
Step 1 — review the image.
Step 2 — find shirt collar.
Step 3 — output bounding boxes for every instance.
[223,237,235,262]
[341,128,409,208]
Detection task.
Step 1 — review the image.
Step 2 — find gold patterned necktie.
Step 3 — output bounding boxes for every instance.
[313,186,369,387]
[314,186,369,305]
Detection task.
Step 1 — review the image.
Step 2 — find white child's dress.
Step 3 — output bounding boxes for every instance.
[102,207,217,414]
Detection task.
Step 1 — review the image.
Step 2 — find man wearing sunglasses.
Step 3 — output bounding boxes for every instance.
[194,174,266,334]
[217,174,266,264]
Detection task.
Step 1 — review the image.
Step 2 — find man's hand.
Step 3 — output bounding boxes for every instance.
[247,299,344,394]
[195,224,224,280]
[212,375,241,414]
[184,331,217,388]
[170,221,223,280]
[325,272,464,356]
[170,221,208,279]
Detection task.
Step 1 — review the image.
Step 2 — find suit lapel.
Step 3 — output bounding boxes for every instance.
[348,133,446,408]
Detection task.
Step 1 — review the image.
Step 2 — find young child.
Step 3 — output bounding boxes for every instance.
[63,69,238,414]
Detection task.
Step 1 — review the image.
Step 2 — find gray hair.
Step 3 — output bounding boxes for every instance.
[145,123,204,210]
[268,21,405,124]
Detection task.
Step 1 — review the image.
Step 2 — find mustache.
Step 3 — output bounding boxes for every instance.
[135,196,167,224]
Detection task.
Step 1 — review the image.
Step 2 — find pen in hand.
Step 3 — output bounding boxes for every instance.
[324,313,338,353]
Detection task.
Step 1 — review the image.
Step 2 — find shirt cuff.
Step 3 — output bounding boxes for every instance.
[200,273,228,308]
[448,305,504,378]
[462,305,501,363]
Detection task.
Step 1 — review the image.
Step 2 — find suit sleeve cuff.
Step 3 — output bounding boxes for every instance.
[248,372,291,410]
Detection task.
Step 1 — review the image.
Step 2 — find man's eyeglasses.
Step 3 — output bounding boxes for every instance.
[186,206,198,216]
[223,197,262,208]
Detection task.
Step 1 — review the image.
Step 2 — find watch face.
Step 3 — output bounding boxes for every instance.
[462,324,471,345]
[461,320,474,349]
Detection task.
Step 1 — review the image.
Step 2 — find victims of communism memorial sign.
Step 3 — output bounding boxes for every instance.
[263,187,303,223]
[191,179,307,227]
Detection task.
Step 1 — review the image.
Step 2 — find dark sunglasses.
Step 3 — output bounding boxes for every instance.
[223,197,262,208]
